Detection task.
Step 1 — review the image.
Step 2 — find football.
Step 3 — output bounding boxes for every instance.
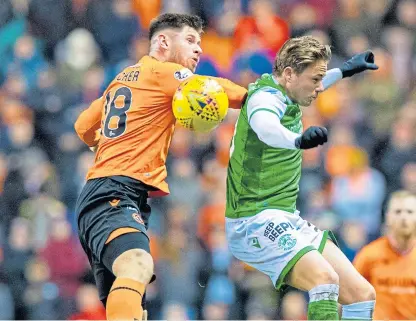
[172,75,229,132]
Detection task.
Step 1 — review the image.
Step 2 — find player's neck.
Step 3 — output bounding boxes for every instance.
[274,74,286,89]
[149,50,168,63]
[387,233,416,255]
[274,75,292,100]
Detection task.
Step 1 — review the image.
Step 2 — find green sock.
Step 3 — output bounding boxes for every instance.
[308,284,340,320]
[308,299,339,320]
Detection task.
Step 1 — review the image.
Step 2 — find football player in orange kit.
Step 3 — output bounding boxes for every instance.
[354,190,416,320]
[74,13,247,321]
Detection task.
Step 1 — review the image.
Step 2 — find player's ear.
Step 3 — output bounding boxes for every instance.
[157,34,169,51]
[283,67,294,83]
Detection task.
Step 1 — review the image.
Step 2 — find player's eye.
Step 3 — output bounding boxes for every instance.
[395,210,402,215]
[187,38,193,44]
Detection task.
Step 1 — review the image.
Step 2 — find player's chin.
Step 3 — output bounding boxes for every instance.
[397,228,413,236]
[403,227,414,234]
[301,99,313,107]
[189,63,197,72]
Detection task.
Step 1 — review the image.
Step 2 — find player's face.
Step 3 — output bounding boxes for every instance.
[387,197,416,237]
[169,26,202,72]
[285,60,327,106]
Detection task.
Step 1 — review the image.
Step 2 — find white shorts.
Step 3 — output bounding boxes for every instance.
[226,209,333,290]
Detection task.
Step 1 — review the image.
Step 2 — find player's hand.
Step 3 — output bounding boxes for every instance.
[341,50,378,78]
[295,126,328,149]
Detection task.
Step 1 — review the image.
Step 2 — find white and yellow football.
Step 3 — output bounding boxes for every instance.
[172,75,229,132]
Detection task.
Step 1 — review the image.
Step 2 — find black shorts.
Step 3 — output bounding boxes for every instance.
[75,176,152,303]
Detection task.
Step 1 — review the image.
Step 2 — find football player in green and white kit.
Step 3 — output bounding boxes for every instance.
[226,36,378,320]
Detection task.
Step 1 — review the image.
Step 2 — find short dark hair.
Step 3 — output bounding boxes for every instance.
[149,13,204,40]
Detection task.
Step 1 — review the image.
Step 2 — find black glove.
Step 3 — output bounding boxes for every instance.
[295,126,328,149]
[340,50,378,78]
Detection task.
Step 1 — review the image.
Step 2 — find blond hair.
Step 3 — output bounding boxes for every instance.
[387,190,416,210]
[274,36,332,76]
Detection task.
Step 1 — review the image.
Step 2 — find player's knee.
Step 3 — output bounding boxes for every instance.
[342,279,376,305]
[314,268,339,286]
[112,249,154,284]
[356,282,376,302]
[288,251,339,290]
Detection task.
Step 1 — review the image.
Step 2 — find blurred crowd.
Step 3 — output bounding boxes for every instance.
[0,0,415,320]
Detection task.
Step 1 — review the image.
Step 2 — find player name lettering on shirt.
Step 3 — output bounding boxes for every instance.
[116,71,140,82]
[377,277,416,287]
[378,285,416,294]
[376,277,416,294]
